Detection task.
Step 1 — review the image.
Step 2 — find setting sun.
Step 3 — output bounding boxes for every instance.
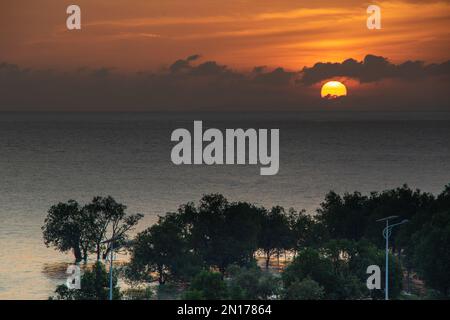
[321,81,347,99]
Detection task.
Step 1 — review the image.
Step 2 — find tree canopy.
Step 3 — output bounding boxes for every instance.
[45,184,450,299]
[42,196,142,263]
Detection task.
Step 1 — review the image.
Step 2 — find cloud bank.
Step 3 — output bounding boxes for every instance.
[300,55,450,85]
[0,55,449,112]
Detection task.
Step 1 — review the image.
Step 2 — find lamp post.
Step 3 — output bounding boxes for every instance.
[376,216,408,300]
[109,239,114,301]
[101,235,119,301]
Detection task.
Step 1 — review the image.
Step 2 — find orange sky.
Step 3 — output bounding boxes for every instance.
[1,0,449,71]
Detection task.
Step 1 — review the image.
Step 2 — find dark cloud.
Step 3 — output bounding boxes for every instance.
[190,61,230,76]
[300,54,450,85]
[252,66,267,74]
[170,56,234,77]
[169,58,191,73]
[0,55,449,112]
[254,67,297,86]
[91,67,114,78]
[186,54,201,62]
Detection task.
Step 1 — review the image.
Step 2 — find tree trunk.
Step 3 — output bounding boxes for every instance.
[73,245,82,263]
[158,266,165,285]
[265,251,270,269]
[407,268,411,293]
[83,249,88,264]
[96,244,101,261]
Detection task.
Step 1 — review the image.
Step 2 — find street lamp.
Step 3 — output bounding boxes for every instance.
[101,235,120,301]
[376,216,408,300]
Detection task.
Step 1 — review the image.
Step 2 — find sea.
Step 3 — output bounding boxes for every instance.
[0,111,449,299]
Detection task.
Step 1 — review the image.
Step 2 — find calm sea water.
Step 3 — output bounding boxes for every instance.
[0,111,450,299]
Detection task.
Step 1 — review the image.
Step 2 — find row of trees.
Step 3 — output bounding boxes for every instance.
[179,241,401,300]
[52,242,399,300]
[127,194,320,285]
[315,184,450,296]
[44,184,450,299]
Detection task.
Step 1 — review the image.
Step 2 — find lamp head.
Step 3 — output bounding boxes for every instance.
[376,215,399,222]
